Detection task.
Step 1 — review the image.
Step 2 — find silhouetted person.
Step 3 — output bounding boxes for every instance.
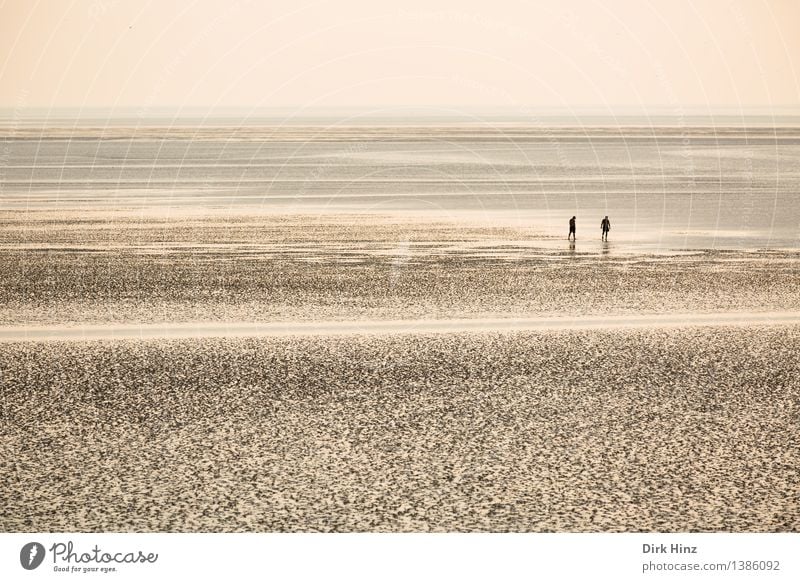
[601,216,611,241]
[568,216,576,240]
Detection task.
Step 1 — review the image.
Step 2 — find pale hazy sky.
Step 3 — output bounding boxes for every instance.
[1,0,798,114]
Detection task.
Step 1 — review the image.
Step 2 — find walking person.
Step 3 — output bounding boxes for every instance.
[568,216,576,241]
[601,215,611,241]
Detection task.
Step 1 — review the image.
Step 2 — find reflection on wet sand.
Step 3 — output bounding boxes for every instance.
[1,121,799,532]
[1,212,798,327]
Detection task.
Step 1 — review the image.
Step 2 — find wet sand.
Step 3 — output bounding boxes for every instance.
[2,211,799,326]
[0,210,798,532]
[3,311,800,341]
[1,326,798,532]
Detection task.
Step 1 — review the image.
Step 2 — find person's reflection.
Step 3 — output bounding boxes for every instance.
[601,240,610,256]
[568,239,576,255]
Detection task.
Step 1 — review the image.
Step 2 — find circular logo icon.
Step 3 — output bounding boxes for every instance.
[20,542,45,570]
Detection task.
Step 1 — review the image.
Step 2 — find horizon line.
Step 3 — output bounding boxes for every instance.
[2,105,800,116]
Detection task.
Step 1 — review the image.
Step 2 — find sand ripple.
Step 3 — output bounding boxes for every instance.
[1,326,797,532]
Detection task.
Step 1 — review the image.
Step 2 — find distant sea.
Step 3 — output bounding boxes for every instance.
[2,117,799,252]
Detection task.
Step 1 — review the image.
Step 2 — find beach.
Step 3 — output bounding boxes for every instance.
[1,123,799,532]
[2,326,798,532]
[2,211,799,327]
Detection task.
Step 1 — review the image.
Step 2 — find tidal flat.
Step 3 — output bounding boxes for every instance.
[3,121,800,533]
[1,326,798,532]
[1,212,798,326]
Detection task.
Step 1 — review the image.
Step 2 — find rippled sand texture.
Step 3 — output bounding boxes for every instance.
[2,123,799,533]
[2,211,799,326]
[1,327,798,532]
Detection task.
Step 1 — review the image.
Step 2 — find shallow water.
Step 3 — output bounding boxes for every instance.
[2,123,800,252]
[2,121,799,533]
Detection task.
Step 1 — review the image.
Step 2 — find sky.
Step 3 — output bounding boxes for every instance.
[1,0,799,116]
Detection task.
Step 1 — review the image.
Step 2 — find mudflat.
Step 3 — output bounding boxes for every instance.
[1,211,798,532]
[1,326,797,532]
